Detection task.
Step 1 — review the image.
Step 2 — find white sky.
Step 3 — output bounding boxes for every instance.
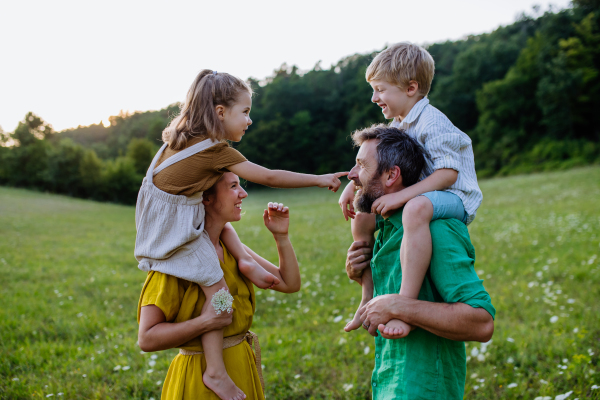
[0,0,571,133]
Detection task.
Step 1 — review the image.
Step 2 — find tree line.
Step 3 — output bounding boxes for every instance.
[1,0,599,204]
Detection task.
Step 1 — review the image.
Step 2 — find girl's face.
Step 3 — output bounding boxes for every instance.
[203,172,248,223]
[221,92,252,142]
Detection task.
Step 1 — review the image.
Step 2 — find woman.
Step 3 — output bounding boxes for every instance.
[137,172,300,400]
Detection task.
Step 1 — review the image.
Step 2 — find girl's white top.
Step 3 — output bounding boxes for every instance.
[390,97,483,224]
[134,139,223,286]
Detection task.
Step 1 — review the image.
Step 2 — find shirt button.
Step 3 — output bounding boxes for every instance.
[376,354,380,359]
[373,382,377,387]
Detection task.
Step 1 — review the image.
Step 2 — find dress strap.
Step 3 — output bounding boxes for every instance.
[145,143,169,183]
[152,138,219,176]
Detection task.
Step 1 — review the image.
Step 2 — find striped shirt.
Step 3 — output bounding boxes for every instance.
[390,97,482,224]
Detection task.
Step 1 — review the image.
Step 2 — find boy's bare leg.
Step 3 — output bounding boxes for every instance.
[345,212,376,332]
[221,223,279,289]
[200,279,246,400]
[381,196,433,339]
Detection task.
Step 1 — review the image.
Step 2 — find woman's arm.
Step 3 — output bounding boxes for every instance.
[228,161,348,192]
[242,202,301,293]
[138,304,232,352]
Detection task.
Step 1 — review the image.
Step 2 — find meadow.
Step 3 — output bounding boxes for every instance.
[1,167,599,399]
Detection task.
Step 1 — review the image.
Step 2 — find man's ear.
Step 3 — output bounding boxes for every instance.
[215,105,225,121]
[406,81,419,97]
[385,166,402,187]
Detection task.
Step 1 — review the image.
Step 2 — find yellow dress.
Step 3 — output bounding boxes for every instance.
[137,243,265,400]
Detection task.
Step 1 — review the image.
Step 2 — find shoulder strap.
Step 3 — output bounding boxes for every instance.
[145,143,169,183]
[152,139,220,176]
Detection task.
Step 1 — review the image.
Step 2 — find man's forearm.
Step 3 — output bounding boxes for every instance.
[394,297,493,342]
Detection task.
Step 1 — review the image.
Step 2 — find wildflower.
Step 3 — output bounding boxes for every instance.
[122,366,130,371]
[567,299,575,304]
[364,346,370,355]
[507,383,517,388]
[146,369,153,374]
[534,397,551,400]
[113,365,121,371]
[12,378,19,381]
[294,374,301,379]
[151,354,158,360]
[338,337,347,345]
[156,380,162,385]
[554,391,573,400]
[591,385,599,389]
[540,379,548,384]
[507,337,515,343]
[343,383,354,392]
[333,316,343,323]
[82,374,87,378]
[46,395,54,398]
[550,316,559,323]
[148,360,156,367]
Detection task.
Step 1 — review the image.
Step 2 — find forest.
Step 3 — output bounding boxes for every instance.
[1,0,599,204]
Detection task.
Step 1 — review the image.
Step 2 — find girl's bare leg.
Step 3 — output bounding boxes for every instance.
[381,196,433,339]
[221,223,279,289]
[345,212,376,332]
[200,278,246,400]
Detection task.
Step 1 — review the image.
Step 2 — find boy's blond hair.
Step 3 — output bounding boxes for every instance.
[366,42,435,96]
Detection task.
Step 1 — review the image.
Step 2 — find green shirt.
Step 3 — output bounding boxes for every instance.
[370,209,495,400]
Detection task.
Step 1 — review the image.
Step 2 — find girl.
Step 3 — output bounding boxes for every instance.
[135,69,346,400]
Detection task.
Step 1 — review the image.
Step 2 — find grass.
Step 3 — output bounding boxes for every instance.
[1,166,599,399]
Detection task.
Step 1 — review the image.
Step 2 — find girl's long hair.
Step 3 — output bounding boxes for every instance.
[162,70,253,150]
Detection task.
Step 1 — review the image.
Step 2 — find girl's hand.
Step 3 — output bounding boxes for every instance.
[319,172,349,192]
[263,202,290,236]
[338,181,356,220]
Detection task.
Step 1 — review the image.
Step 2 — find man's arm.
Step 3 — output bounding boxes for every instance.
[359,294,494,342]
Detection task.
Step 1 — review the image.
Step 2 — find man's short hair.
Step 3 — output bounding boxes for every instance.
[351,124,427,187]
[366,42,435,96]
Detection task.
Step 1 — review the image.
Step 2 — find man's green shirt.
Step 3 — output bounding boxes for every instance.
[370,210,495,400]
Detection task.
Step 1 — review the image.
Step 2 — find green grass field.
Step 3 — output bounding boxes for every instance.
[1,167,599,399]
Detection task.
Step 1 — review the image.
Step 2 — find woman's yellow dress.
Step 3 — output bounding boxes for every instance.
[137,244,265,400]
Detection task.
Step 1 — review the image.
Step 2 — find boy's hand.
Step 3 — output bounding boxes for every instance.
[371,192,408,217]
[263,202,289,237]
[338,181,357,220]
[319,172,349,192]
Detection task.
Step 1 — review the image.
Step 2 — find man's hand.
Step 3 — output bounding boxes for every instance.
[371,191,408,217]
[346,241,373,283]
[319,172,349,192]
[338,181,357,220]
[359,294,403,337]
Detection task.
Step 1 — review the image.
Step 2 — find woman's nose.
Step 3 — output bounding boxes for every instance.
[239,187,248,199]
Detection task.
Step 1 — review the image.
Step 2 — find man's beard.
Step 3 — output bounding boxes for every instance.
[353,175,385,213]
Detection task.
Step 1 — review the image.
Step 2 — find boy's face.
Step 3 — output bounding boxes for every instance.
[370,80,412,120]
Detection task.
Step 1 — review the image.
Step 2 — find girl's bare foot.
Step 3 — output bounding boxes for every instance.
[344,299,368,332]
[378,318,411,339]
[203,370,246,400]
[238,258,280,289]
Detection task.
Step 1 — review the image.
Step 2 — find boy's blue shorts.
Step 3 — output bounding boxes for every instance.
[420,190,467,224]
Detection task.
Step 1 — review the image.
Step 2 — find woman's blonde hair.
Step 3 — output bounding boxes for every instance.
[162,70,253,150]
[366,42,435,96]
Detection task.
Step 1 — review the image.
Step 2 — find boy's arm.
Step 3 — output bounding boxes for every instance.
[228,161,348,192]
[371,168,458,216]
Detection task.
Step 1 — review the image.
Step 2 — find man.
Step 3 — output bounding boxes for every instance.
[345,124,495,399]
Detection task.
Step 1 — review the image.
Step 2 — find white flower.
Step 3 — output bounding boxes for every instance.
[363,346,370,355]
[333,316,343,323]
[156,380,163,385]
[338,337,347,345]
[507,383,518,388]
[507,357,514,364]
[46,395,54,398]
[12,378,19,381]
[146,369,154,374]
[573,328,579,333]
[82,374,87,378]
[470,373,478,379]
[550,316,559,323]
[211,288,234,315]
[57,394,63,397]
[471,347,479,357]
[122,366,130,371]
[540,379,548,384]
[555,391,573,400]
[343,383,354,392]
[591,385,599,390]
[294,374,301,379]
[151,354,158,360]
[113,365,121,371]
[507,337,515,342]
[477,354,485,362]
[148,360,156,367]
[567,299,575,304]
[534,397,552,400]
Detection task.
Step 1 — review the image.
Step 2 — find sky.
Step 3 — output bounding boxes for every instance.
[0,0,572,133]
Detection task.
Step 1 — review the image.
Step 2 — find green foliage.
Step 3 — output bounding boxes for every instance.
[1,167,599,399]
[126,138,156,175]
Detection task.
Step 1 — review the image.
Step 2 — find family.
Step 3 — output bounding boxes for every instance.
[135,42,496,400]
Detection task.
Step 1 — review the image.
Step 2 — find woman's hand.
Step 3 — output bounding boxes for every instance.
[263,202,289,236]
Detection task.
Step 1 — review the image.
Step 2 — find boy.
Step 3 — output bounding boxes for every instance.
[341,42,483,338]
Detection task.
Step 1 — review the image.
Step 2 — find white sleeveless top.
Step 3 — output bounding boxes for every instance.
[134,139,223,286]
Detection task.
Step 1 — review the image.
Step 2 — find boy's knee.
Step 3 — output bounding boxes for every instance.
[403,196,433,225]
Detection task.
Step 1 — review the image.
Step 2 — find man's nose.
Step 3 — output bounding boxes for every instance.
[348,165,359,180]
